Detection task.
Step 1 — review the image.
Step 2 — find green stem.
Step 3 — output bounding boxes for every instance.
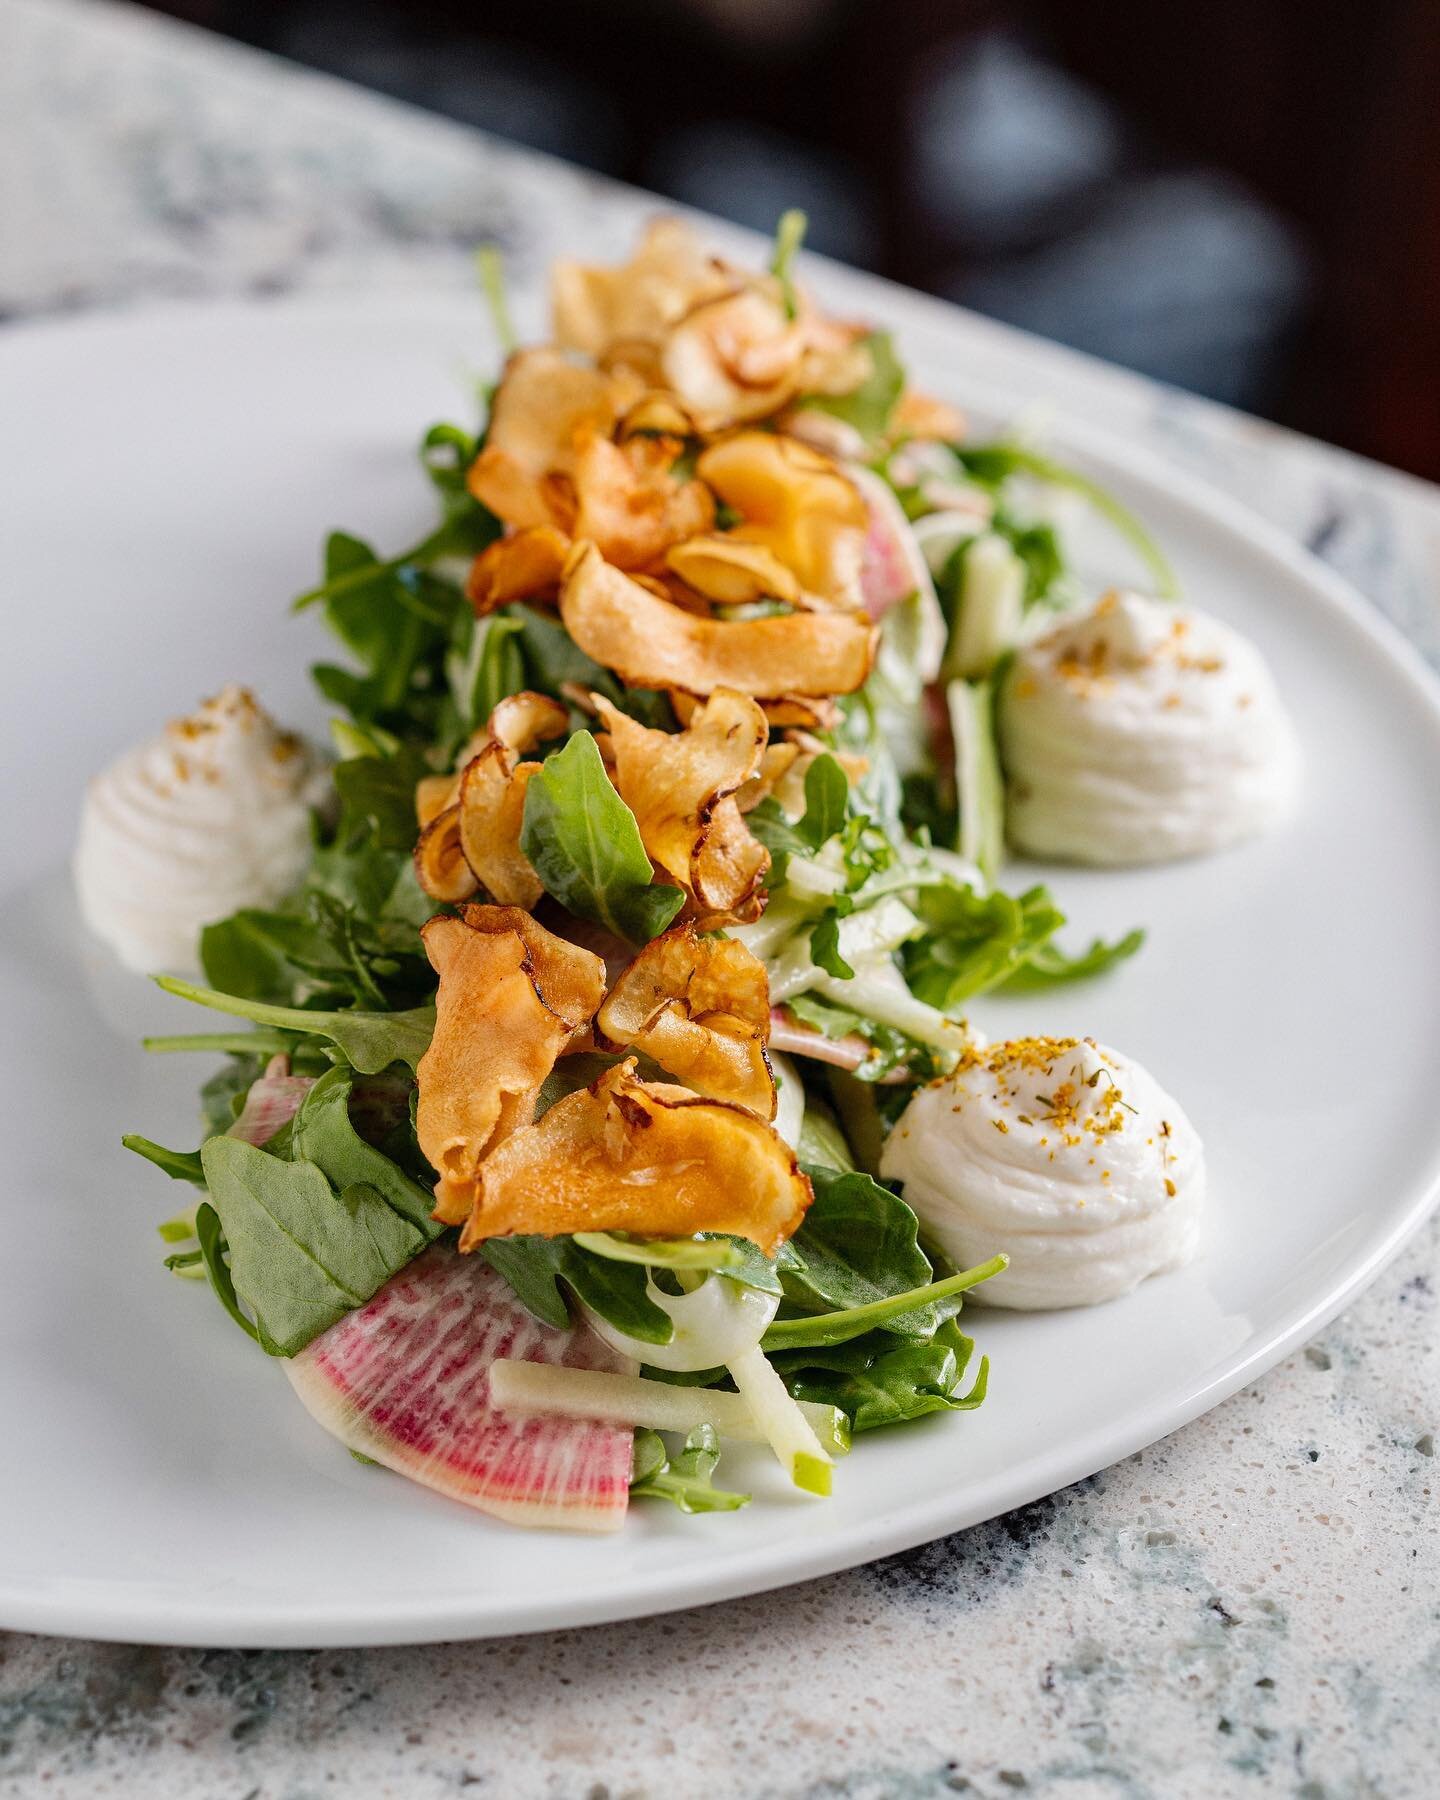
[762,1254,1008,1350]
[476,244,517,353]
[141,1029,299,1057]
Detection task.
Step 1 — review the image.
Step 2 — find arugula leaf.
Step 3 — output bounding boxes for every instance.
[904,882,1064,1011]
[194,1201,259,1343]
[800,331,904,443]
[796,754,849,852]
[1003,926,1146,990]
[290,1067,442,1238]
[520,732,685,943]
[809,912,855,981]
[786,1165,940,1339]
[201,1137,426,1356]
[763,1254,1006,1350]
[154,976,435,1075]
[570,1231,792,1295]
[122,1135,206,1185]
[480,1236,675,1344]
[996,516,1066,609]
[630,1425,750,1513]
[331,744,433,855]
[775,1318,989,1432]
[796,1104,856,1173]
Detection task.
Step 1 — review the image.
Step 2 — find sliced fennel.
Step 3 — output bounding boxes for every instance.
[948,677,1005,882]
[585,1275,779,1373]
[489,1360,851,1460]
[810,965,968,1061]
[766,896,922,1003]
[945,533,1025,680]
[771,1050,806,1152]
[727,1341,834,1495]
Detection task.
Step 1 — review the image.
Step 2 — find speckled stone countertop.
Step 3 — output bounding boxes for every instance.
[1,1,1437,1794]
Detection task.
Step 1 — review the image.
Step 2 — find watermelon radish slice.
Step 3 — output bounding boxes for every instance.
[285,1242,638,1533]
[228,1054,314,1147]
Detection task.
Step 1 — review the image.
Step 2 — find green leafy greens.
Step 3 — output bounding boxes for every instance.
[520,731,685,943]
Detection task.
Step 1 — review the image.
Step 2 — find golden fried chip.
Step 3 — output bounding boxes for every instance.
[455,692,567,908]
[460,903,606,1034]
[569,430,715,571]
[660,284,811,432]
[665,534,800,606]
[560,543,876,699]
[594,689,769,919]
[412,805,479,904]
[551,218,732,361]
[597,924,773,1116]
[466,348,620,530]
[670,689,840,733]
[460,1058,812,1253]
[734,741,802,814]
[467,525,570,615]
[697,432,867,607]
[416,916,600,1224]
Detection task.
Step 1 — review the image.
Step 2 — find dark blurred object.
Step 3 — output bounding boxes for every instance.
[148,0,1439,480]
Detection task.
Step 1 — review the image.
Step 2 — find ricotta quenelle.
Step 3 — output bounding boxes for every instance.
[74,685,328,974]
[880,1035,1203,1309]
[1000,590,1299,864]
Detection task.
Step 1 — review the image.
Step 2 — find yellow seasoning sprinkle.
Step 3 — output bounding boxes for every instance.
[1164,1177,1177,1197]
[993,1119,1009,1134]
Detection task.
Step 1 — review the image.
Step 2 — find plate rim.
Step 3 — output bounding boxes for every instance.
[3,292,1439,1648]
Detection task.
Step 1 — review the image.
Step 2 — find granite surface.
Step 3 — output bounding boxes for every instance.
[1,1,1437,1795]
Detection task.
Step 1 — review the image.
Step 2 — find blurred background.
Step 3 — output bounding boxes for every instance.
[144,0,1438,480]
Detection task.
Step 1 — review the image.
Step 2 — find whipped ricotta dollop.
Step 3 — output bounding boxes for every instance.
[1000,591,1299,864]
[879,1035,1203,1309]
[74,685,328,974]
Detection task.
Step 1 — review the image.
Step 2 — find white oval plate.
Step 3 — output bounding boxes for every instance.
[2,293,1438,1648]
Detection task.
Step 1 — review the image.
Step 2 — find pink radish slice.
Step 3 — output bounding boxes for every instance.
[850,465,936,621]
[285,1242,637,1533]
[227,1054,314,1147]
[769,1009,909,1084]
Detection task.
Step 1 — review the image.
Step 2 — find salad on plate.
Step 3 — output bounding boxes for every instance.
[88,215,1299,1531]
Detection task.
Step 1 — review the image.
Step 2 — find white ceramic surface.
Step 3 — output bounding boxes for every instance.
[2,293,1437,1649]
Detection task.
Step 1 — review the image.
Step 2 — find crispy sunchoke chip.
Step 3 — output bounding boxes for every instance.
[455,692,567,908]
[734,741,802,814]
[413,806,479,904]
[670,689,839,734]
[461,903,606,1034]
[665,534,800,606]
[597,924,774,1117]
[661,283,812,433]
[466,349,620,529]
[568,431,715,571]
[696,432,868,608]
[467,524,570,615]
[593,689,769,921]
[560,542,876,699]
[460,1058,812,1254]
[416,913,604,1225]
[551,218,733,362]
